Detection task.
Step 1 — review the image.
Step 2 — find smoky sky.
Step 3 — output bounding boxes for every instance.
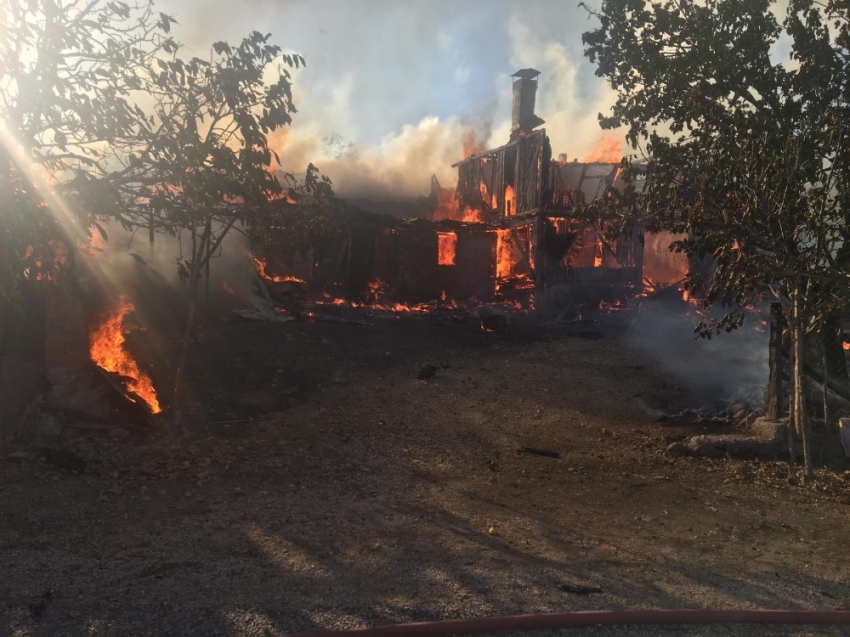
[155,0,620,198]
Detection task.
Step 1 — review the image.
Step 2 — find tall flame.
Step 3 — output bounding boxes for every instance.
[432,185,483,222]
[89,296,161,414]
[496,229,514,278]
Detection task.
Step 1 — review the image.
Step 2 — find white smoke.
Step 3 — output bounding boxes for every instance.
[628,299,770,407]
[156,0,625,200]
[270,115,484,199]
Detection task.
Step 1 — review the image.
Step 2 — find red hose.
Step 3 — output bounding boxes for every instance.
[283,610,850,637]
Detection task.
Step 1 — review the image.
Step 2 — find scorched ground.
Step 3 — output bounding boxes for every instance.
[2,316,850,637]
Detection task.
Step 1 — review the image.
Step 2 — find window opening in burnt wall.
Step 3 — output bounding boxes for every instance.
[437,232,457,266]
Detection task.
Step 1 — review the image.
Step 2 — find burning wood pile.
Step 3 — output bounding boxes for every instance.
[33,296,162,440]
[89,296,161,415]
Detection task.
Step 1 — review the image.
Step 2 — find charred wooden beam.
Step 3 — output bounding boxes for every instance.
[510,228,535,282]
[95,367,156,427]
[533,216,546,291]
[449,131,545,168]
[494,210,539,229]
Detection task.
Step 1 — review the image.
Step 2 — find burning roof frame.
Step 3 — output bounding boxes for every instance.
[451,129,550,220]
[448,127,643,294]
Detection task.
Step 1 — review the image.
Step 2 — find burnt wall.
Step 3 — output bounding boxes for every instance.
[390,227,497,301]
[397,229,446,299]
[454,231,496,301]
[347,226,378,292]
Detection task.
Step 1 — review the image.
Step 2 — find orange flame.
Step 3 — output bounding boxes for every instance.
[594,241,603,268]
[843,341,850,351]
[496,229,517,278]
[432,187,482,222]
[504,185,515,216]
[253,257,306,283]
[316,292,433,314]
[437,232,457,266]
[581,137,624,164]
[89,296,161,413]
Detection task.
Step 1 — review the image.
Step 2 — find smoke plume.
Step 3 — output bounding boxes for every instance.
[151,0,628,201]
[628,298,769,407]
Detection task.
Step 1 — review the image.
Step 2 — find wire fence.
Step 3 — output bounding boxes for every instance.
[811,329,850,425]
[767,305,850,426]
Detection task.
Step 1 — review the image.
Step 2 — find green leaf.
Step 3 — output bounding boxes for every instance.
[213,41,231,55]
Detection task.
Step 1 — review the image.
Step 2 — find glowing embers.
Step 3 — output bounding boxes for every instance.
[89,296,161,414]
[315,287,434,314]
[437,232,457,266]
[253,257,306,283]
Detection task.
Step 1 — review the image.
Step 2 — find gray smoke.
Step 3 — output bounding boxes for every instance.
[628,296,769,408]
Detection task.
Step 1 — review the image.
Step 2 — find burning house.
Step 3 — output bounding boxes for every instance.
[315,69,649,314]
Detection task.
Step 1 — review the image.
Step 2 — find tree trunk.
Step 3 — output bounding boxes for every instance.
[172,221,211,424]
[792,279,814,480]
[205,231,212,303]
[148,210,155,258]
[767,303,784,418]
[822,336,830,428]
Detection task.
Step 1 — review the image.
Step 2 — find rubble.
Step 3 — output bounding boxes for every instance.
[728,402,749,421]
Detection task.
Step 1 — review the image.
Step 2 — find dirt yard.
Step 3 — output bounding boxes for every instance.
[3,314,850,637]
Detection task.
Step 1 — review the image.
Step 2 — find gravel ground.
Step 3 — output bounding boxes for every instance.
[2,316,850,636]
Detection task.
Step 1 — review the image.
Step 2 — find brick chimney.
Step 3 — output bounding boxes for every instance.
[510,68,545,140]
